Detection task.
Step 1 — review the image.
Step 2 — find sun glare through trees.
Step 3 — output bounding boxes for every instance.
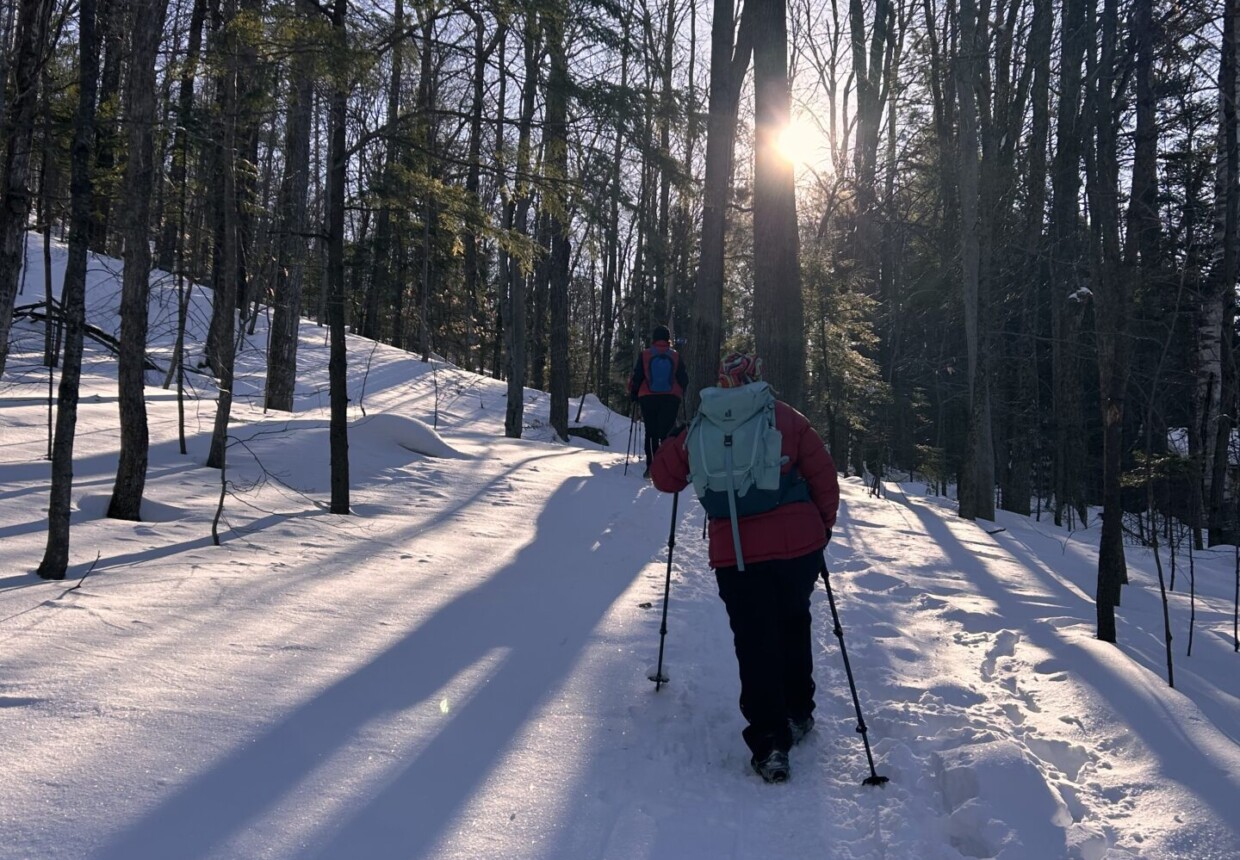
[776,114,831,177]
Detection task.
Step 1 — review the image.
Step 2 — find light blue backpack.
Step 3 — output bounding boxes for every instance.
[686,382,808,570]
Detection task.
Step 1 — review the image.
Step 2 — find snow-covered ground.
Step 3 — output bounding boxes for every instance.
[2,234,1239,860]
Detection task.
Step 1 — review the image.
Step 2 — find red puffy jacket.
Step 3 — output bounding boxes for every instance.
[651,400,839,569]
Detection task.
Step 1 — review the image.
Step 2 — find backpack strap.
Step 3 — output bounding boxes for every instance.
[723,432,746,571]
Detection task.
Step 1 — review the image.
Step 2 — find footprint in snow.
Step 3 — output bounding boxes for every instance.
[981,629,1020,680]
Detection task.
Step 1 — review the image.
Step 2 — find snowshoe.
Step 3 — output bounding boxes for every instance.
[789,716,814,746]
[750,750,790,784]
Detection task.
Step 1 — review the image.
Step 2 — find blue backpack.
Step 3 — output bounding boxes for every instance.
[647,348,676,393]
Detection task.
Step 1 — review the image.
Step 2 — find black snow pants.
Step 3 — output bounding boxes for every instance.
[715,551,821,759]
[639,393,681,468]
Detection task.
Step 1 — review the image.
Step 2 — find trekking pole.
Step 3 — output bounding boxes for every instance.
[624,406,637,475]
[649,490,680,690]
[820,554,889,786]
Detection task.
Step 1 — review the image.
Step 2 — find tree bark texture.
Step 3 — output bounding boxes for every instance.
[546,0,571,440]
[751,0,803,407]
[264,0,316,412]
[504,12,539,439]
[955,0,994,522]
[1050,0,1089,528]
[108,0,170,521]
[1198,0,1240,543]
[206,0,240,472]
[1086,0,1130,642]
[0,0,53,377]
[38,0,99,579]
[687,0,752,415]
[326,0,350,513]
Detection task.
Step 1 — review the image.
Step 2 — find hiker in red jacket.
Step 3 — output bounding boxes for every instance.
[628,325,688,478]
[651,352,840,783]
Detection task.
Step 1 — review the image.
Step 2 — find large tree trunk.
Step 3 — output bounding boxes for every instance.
[546,0,570,440]
[1087,0,1130,643]
[955,0,994,521]
[0,0,54,377]
[1001,0,1051,517]
[108,0,169,521]
[687,0,753,414]
[1050,0,1089,528]
[325,0,350,513]
[264,0,315,412]
[204,0,233,377]
[1198,0,1240,545]
[38,0,99,579]
[751,0,803,406]
[503,11,539,439]
[205,0,240,472]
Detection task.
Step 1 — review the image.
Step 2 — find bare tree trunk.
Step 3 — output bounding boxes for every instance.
[954,0,994,522]
[1003,0,1051,517]
[0,0,53,377]
[461,5,497,374]
[655,0,675,324]
[546,0,570,441]
[89,0,122,255]
[688,0,753,412]
[599,11,628,406]
[1087,0,1130,641]
[751,0,803,407]
[0,0,16,131]
[1050,0,1088,528]
[489,23,509,383]
[325,0,350,513]
[415,11,435,363]
[504,10,539,439]
[1201,0,1240,544]
[156,0,206,272]
[848,0,891,301]
[206,0,240,471]
[108,0,169,521]
[38,0,99,579]
[232,0,263,326]
[531,208,551,389]
[264,0,315,411]
[362,0,403,344]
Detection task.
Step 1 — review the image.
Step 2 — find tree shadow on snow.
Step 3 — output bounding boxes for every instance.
[895,494,1240,843]
[90,461,652,860]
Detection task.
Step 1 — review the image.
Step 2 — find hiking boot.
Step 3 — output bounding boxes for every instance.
[750,749,790,784]
[789,716,815,746]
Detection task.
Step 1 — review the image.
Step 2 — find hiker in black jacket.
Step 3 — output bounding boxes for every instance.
[628,325,688,478]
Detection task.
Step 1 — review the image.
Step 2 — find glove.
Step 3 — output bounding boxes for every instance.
[824,527,833,544]
[667,423,687,439]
